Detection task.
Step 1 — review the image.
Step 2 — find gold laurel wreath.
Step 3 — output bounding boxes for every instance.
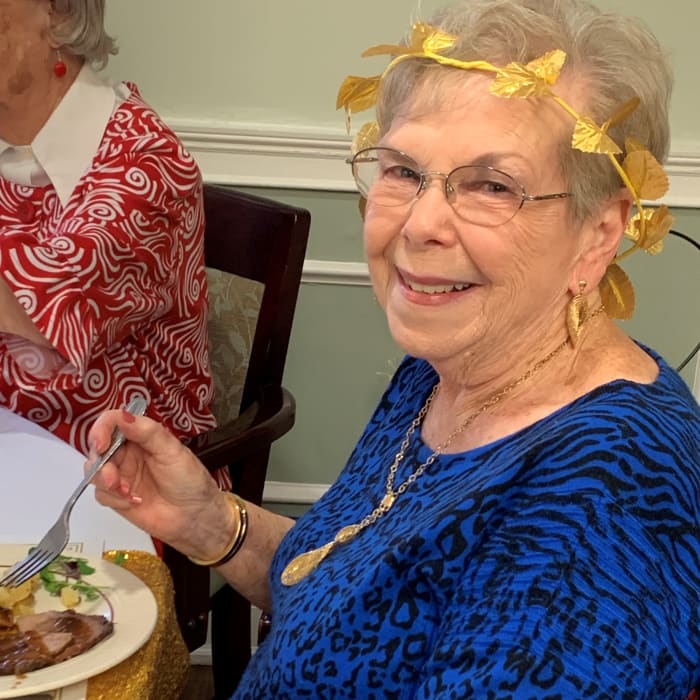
[337,22,673,320]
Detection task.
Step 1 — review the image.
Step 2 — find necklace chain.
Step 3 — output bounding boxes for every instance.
[281,333,577,586]
[363,336,570,531]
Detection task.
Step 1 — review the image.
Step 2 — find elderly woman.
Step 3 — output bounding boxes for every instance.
[87,0,699,697]
[0,0,215,454]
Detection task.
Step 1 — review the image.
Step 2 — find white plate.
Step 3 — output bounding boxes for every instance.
[0,545,157,698]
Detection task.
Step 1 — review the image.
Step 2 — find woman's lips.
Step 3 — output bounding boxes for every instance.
[399,268,474,292]
[396,269,476,304]
[403,279,472,294]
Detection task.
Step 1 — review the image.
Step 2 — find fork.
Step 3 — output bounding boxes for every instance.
[0,396,148,588]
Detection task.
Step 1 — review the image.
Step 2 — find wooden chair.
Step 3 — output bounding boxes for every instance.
[163,184,310,698]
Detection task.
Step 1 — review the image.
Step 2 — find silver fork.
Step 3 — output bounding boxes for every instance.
[0,396,148,588]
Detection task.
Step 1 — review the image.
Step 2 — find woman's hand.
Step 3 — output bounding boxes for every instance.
[88,407,296,610]
[86,408,228,558]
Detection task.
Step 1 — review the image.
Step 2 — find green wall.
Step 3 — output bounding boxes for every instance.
[105,0,700,141]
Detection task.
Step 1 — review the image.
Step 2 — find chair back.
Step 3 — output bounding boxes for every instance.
[203,184,310,428]
[164,184,310,697]
[188,184,310,483]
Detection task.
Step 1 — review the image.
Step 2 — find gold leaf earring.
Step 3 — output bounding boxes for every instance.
[567,280,588,347]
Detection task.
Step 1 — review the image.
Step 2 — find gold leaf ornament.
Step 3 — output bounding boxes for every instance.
[600,263,635,320]
[338,23,459,131]
[624,210,647,246]
[528,49,567,84]
[361,43,410,58]
[490,50,566,98]
[622,148,669,201]
[336,75,381,126]
[350,122,379,221]
[624,205,672,254]
[644,205,673,253]
[624,137,646,154]
[360,22,456,59]
[351,121,380,155]
[360,24,425,58]
[422,26,458,54]
[603,97,640,130]
[572,117,623,154]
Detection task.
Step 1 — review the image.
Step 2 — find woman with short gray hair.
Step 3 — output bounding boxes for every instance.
[87,0,700,697]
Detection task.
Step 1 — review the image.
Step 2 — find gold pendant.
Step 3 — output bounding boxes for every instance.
[380,493,395,510]
[281,524,361,586]
[566,281,589,347]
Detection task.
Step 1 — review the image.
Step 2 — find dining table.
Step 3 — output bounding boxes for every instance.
[0,407,190,699]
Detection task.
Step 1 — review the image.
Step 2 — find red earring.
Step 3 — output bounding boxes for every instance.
[53,50,67,78]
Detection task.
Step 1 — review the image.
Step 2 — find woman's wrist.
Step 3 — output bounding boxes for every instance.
[187,492,248,567]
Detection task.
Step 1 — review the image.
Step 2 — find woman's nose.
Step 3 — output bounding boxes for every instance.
[402,176,458,246]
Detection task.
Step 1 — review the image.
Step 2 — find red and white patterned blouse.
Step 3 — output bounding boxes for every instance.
[0,71,216,455]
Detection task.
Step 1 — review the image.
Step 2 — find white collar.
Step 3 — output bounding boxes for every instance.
[0,65,129,206]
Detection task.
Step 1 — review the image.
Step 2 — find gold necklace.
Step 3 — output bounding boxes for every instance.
[281,337,570,586]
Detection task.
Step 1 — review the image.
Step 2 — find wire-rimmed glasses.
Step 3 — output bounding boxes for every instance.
[348,147,573,226]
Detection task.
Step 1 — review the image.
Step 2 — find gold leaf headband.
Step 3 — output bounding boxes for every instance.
[337,21,673,320]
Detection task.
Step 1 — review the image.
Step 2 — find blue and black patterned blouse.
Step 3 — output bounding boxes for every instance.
[236,349,700,699]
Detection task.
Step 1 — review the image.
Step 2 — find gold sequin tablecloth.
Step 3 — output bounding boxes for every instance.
[86,551,189,700]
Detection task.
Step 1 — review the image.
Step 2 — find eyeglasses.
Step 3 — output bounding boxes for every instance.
[347,147,573,227]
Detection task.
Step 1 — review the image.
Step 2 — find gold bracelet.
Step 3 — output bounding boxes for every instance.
[187,492,248,567]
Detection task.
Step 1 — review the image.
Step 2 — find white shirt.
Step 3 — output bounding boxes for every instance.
[0,65,129,207]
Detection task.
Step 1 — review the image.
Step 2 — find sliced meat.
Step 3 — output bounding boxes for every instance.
[0,630,54,675]
[36,632,72,656]
[0,610,113,675]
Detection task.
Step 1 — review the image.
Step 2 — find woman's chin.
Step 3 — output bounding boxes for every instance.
[386,315,462,362]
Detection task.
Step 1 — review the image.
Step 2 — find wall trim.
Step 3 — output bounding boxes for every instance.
[302,259,371,287]
[171,119,357,192]
[262,479,330,505]
[170,119,700,208]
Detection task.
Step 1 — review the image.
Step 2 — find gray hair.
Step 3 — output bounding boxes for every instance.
[50,0,118,69]
[376,0,673,223]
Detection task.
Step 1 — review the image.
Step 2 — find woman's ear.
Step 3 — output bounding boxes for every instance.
[46,0,69,46]
[571,188,633,291]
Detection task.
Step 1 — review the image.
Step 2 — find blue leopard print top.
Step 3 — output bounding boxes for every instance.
[236,349,700,699]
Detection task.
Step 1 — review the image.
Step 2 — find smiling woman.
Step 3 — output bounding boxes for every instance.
[84,0,699,697]
[0,0,217,463]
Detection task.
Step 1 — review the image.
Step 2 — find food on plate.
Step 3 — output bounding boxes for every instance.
[40,555,103,607]
[0,576,40,619]
[0,608,13,633]
[0,554,113,675]
[0,609,113,675]
[60,586,82,609]
[0,554,103,616]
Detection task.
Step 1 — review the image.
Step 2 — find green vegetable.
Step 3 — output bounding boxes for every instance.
[38,554,107,602]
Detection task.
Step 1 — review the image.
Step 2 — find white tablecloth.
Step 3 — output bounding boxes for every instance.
[0,407,154,556]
